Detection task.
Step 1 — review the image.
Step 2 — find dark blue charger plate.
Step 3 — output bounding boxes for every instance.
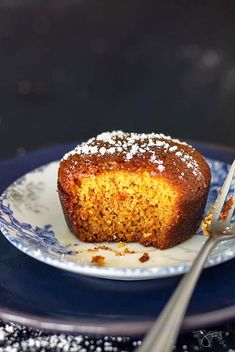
[0,141,234,337]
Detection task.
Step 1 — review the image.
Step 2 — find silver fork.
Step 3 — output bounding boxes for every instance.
[136,160,235,352]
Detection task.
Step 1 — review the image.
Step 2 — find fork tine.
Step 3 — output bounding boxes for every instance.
[210,160,235,229]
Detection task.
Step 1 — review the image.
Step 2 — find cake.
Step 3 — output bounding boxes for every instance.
[58,131,211,249]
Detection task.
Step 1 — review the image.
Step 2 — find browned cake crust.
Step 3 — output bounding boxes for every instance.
[58,131,211,249]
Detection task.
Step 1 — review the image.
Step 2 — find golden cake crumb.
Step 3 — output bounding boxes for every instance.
[117,242,126,248]
[91,255,106,266]
[115,251,124,256]
[202,214,213,236]
[139,253,150,263]
[124,247,135,254]
[95,245,112,251]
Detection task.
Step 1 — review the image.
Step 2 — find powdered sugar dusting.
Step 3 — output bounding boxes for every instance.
[175,150,201,177]
[157,164,165,172]
[63,131,188,160]
[62,131,202,178]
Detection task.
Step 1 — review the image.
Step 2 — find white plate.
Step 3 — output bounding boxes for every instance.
[0,159,234,280]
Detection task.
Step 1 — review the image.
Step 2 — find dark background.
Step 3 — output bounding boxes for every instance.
[0,0,235,160]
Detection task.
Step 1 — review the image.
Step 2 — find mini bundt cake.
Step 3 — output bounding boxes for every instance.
[58,131,211,249]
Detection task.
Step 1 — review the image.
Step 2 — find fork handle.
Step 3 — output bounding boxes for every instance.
[136,235,219,352]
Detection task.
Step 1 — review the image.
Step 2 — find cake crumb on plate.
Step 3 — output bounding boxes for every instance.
[91,255,106,266]
[139,253,150,263]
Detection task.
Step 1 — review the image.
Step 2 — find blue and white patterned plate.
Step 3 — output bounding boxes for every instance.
[0,158,234,280]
